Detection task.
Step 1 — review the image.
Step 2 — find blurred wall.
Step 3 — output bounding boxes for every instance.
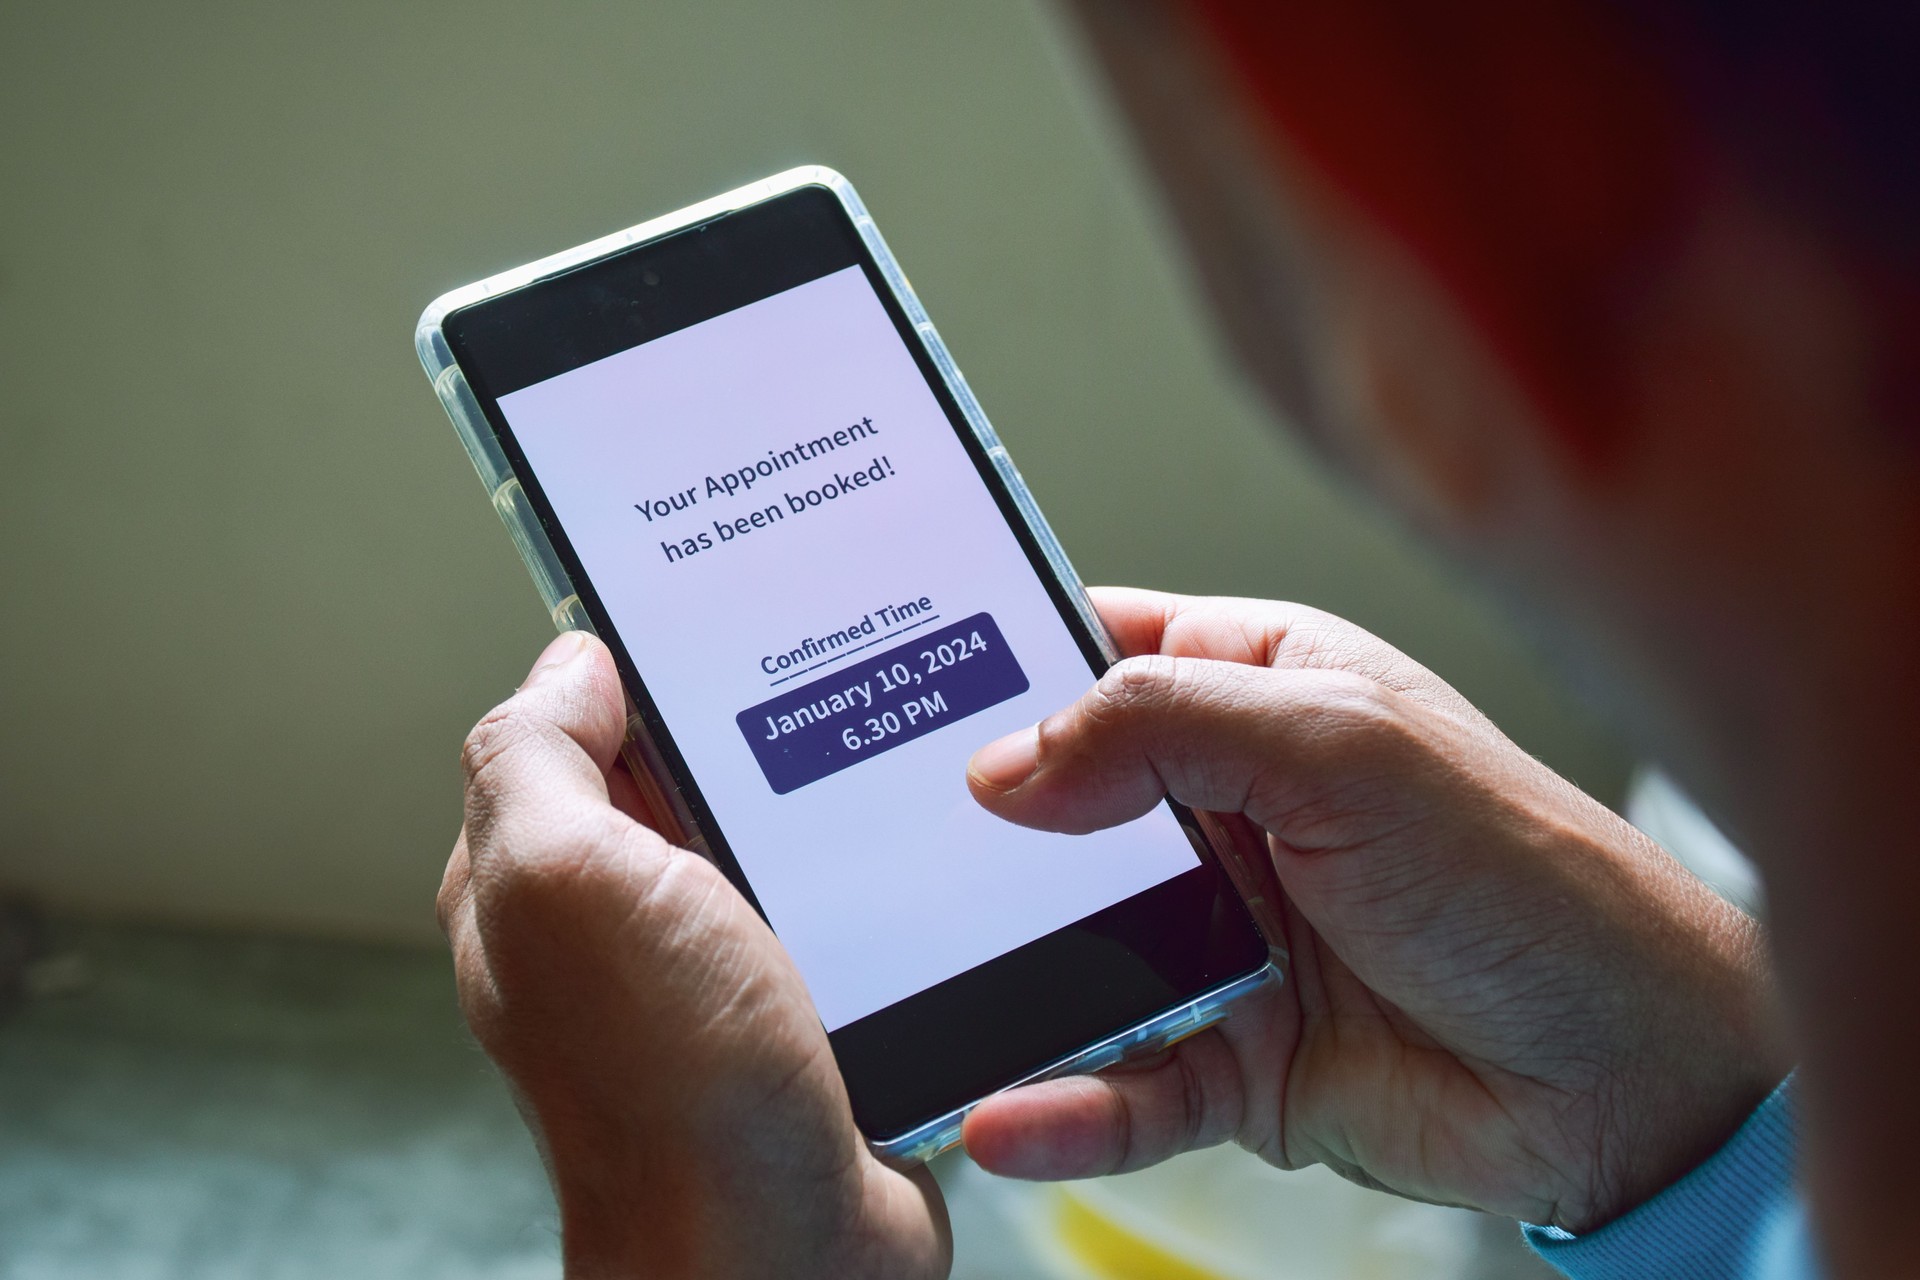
[0,0,1626,943]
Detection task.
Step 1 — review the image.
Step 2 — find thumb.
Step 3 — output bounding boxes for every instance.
[459,630,631,870]
[967,654,1420,841]
[512,628,628,767]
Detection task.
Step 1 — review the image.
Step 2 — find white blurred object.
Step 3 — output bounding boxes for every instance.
[1624,767,1764,914]
[941,1145,1495,1280]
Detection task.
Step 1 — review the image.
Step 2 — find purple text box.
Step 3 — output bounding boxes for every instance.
[737,612,1028,794]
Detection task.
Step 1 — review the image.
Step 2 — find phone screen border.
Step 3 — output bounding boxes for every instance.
[439,183,1270,1142]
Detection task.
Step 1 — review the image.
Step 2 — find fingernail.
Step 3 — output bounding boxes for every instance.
[968,725,1040,792]
[522,630,590,690]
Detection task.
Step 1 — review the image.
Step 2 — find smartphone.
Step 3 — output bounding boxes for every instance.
[417,167,1277,1163]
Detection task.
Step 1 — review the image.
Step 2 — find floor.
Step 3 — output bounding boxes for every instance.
[0,920,1551,1279]
[0,922,558,1280]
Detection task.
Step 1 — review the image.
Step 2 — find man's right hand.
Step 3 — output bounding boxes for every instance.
[963,587,1785,1233]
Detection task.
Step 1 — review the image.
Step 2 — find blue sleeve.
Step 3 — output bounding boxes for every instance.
[1523,1075,1818,1280]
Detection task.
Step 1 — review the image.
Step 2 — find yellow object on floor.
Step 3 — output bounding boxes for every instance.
[1053,1188,1231,1280]
[936,1142,1555,1279]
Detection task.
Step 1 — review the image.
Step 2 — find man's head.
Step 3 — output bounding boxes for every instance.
[1067,0,1919,834]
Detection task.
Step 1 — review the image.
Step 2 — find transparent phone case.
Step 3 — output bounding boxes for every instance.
[416,166,1282,1165]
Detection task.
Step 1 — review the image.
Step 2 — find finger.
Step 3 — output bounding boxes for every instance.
[1090,585,1298,666]
[459,631,634,870]
[1087,586,1482,718]
[968,654,1427,838]
[438,868,504,1039]
[438,831,474,939]
[962,1030,1245,1180]
[606,755,656,827]
[606,749,695,843]
[1206,808,1293,946]
[1086,585,1186,659]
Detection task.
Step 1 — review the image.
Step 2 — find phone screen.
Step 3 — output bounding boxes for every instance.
[441,183,1265,1139]
[493,261,1198,1032]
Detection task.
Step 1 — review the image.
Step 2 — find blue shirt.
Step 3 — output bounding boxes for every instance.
[1524,1077,1815,1279]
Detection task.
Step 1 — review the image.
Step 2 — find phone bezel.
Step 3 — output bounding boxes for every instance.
[431,174,1273,1148]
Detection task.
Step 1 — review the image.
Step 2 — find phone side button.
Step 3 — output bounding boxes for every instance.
[1074,1043,1128,1074]
[551,595,597,635]
[1160,1011,1223,1051]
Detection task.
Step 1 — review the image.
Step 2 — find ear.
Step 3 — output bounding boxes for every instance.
[1301,183,1554,539]
[1059,0,1636,541]
[1180,0,1693,483]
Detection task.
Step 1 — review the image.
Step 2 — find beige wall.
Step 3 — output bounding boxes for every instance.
[0,0,1625,943]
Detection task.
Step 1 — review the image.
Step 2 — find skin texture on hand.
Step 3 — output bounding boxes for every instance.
[962,587,1786,1233]
[440,630,949,1280]
[442,590,1784,1274]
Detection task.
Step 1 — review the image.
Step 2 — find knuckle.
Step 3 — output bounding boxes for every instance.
[1088,654,1183,725]
[471,809,592,900]
[446,929,506,1049]
[1265,614,1343,669]
[1285,670,1439,804]
[435,876,457,936]
[459,703,530,794]
[466,855,590,970]
[456,703,583,862]
[1299,669,1410,739]
[435,857,467,939]
[468,803,658,933]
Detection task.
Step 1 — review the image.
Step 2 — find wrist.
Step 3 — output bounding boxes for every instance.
[549,1127,927,1280]
[1525,1076,1801,1271]
[531,1101,759,1278]
[1554,827,1789,1231]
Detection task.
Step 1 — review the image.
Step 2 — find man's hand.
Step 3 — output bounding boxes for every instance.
[440,631,949,1279]
[962,588,1786,1232]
